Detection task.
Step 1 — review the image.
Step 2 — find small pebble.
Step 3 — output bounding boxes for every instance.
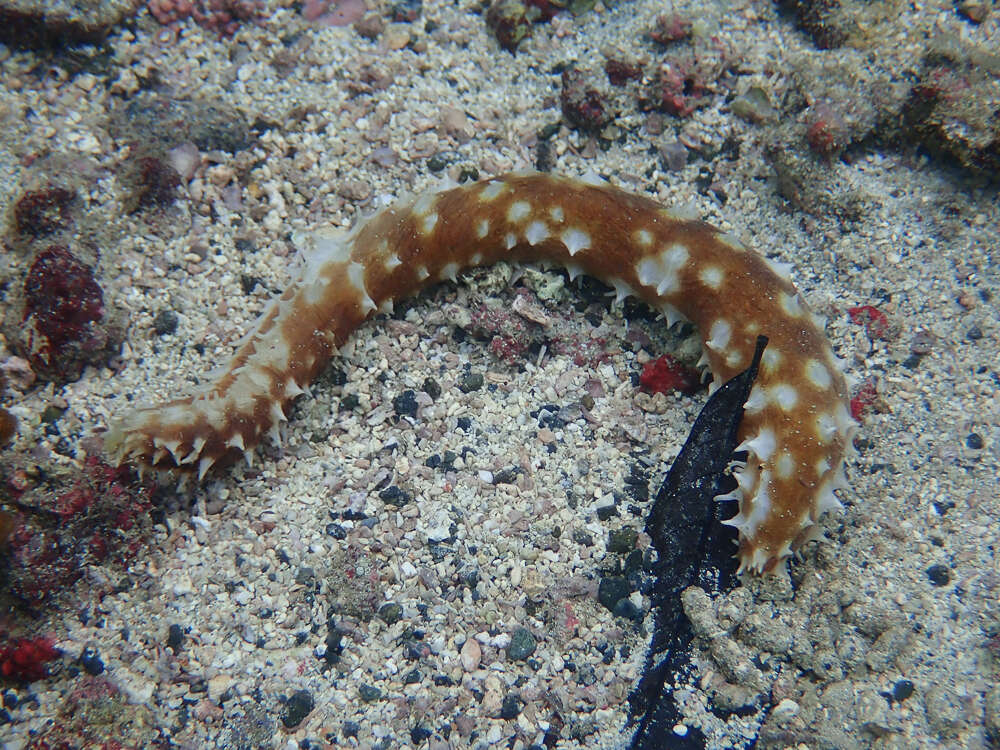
[152,310,179,336]
[598,576,630,612]
[282,689,314,728]
[167,624,185,651]
[378,602,403,624]
[458,372,484,393]
[79,646,104,675]
[506,627,536,660]
[926,564,951,586]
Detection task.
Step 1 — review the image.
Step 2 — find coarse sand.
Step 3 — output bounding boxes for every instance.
[0,1,998,748]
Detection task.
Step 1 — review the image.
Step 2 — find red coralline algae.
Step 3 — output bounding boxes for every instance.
[12,186,75,237]
[850,376,879,421]
[147,0,264,36]
[470,302,534,366]
[127,156,181,212]
[560,69,610,132]
[639,354,700,395]
[648,13,692,45]
[604,57,643,87]
[847,304,890,340]
[645,62,707,117]
[806,103,849,158]
[21,246,112,383]
[2,457,155,606]
[0,636,60,682]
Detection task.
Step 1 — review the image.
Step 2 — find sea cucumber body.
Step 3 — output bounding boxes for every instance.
[106,173,854,573]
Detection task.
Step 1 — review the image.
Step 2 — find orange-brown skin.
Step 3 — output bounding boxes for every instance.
[106,174,854,573]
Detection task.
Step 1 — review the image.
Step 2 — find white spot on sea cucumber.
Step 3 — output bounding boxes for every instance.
[816,413,838,443]
[384,253,402,271]
[549,206,564,223]
[417,266,430,281]
[770,383,799,411]
[507,200,531,223]
[706,319,732,353]
[505,233,517,250]
[565,262,583,281]
[378,298,394,314]
[738,428,776,461]
[717,232,745,251]
[805,359,832,389]
[579,169,605,186]
[197,456,215,481]
[661,303,686,327]
[421,212,438,235]
[304,276,330,305]
[817,481,843,513]
[744,385,767,413]
[440,262,459,282]
[525,221,550,245]
[470,253,483,265]
[765,257,794,282]
[775,452,795,479]
[834,402,856,434]
[347,262,376,313]
[762,348,782,373]
[635,228,653,247]
[226,433,245,451]
[723,470,772,536]
[412,193,436,217]
[815,457,831,476]
[699,266,724,289]
[636,243,689,296]
[561,227,591,257]
[780,292,804,317]
[726,350,743,369]
[609,278,635,304]
[481,181,506,201]
[476,219,490,239]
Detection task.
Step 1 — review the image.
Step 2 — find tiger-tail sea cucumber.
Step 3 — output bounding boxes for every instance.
[105,173,855,573]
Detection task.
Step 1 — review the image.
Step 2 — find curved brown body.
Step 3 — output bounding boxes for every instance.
[106,174,854,573]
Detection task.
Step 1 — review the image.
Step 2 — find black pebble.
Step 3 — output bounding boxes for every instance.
[926,564,951,586]
[598,576,630,611]
[282,689,314,728]
[596,502,618,521]
[167,624,184,651]
[966,325,982,341]
[393,390,419,418]
[403,669,422,684]
[966,433,984,449]
[607,527,638,555]
[79,646,104,675]
[613,598,643,622]
[379,485,412,507]
[892,679,915,702]
[458,372,484,393]
[152,310,178,336]
[326,523,347,539]
[240,274,263,295]
[343,720,360,737]
[423,377,442,399]
[410,727,432,743]
[359,684,382,702]
[378,602,403,624]
[500,694,523,719]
